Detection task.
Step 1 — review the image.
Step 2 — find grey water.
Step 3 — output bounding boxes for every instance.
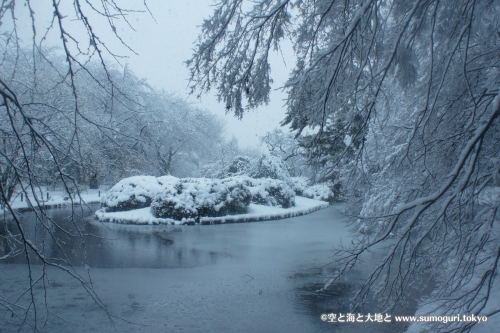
[0,206,410,332]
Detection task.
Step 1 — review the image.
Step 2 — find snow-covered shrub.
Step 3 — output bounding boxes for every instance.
[102,175,164,212]
[243,177,295,208]
[288,176,310,196]
[227,156,252,175]
[202,154,293,184]
[151,177,252,220]
[219,177,254,213]
[198,161,227,179]
[302,182,335,203]
[104,174,299,221]
[156,175,179,186]
[249,154,291,183]
[198,156,253,179]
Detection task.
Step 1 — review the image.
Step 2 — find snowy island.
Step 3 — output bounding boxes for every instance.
[95,175,331,225]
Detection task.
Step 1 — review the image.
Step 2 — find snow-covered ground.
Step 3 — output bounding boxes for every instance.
[95,196,329,225]
[1,188,102,213]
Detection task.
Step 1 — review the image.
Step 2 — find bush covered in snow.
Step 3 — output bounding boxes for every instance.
[243,177,295,208]
[102,175,164,212]
[203,154,293,183]
[288,176,310,196]
[156,175,180,186]
[226,156,253,176]
[104,174,298,221]
[151,177,252,221]
[302,182,335,203]
[249,154,291,183]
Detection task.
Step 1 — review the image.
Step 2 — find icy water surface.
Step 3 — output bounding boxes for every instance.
[0,205,410,332]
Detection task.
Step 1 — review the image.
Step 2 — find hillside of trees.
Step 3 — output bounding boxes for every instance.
[0,46,236,203]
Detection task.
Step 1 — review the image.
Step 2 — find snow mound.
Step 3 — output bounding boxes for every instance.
[156,175,179,186]
[102,175,168,212]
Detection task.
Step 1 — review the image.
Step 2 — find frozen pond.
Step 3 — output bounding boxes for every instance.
[1,205,409,332]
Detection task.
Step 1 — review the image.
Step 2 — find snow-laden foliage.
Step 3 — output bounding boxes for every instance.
[0,46,228,193]
[197,137,245,179]
[0,2,168,330]
[226,156,253,176]
[151,177,252,221]
[243,177,295,208]
[302,182,335,203]
[260,129,310,177]
[156,175,180,187]
[101,176,164,212]
[288,176,310,196]
[103,175,296,221]
[188,0,500,330]
[150,175,297,220]
[250,154,292,183]
[207,154,293,183]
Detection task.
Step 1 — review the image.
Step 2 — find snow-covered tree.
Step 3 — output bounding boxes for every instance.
[197,136,261,178]
[203,152,293,185]
[188,0,500,330]
[260,128,309,177]
[250,154,292,182]
[136,92,227,178]
[0,1,155,330]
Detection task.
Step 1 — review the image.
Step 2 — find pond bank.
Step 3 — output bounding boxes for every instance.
[1,189,102,214]
[95,196,329,225]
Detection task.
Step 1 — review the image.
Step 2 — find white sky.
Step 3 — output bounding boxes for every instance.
[91,1,294,149]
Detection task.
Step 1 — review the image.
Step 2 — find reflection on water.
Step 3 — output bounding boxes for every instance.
[1,205,412,332]
[293,280,353,315]
[2,205,234,268]
[84,223,234,268]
